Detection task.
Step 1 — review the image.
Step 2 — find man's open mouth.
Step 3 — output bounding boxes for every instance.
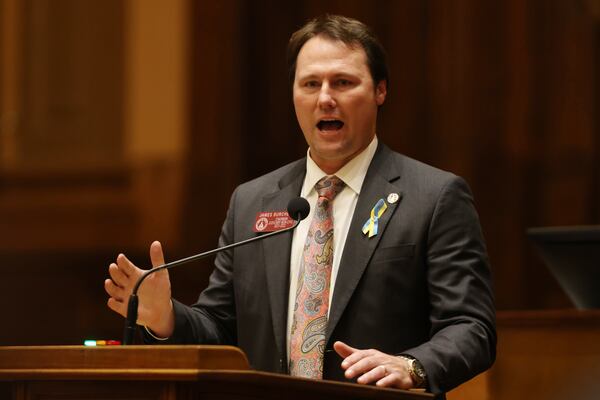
[317,119,344,131]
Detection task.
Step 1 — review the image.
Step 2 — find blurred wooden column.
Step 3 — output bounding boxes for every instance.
[124,0,189,250]
[182,1,244,252]
[0,0,21,168]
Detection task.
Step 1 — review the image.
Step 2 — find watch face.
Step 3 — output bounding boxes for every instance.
[410,359,426,386]
[416,361,426,375]
[399,355,426,386]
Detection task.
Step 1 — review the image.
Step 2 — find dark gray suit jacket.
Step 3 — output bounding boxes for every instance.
[155,143,496,394]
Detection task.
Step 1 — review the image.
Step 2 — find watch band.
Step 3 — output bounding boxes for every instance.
[398,355,427,388]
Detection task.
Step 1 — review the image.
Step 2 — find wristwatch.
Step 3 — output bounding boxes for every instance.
[398,355,427,388]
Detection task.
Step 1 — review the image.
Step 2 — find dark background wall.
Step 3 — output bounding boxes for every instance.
[0,0,599,346]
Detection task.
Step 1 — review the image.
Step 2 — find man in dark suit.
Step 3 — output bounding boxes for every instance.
[105,15,495,395]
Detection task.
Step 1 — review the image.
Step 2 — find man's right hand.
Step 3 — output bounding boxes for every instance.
[104,240,175,338]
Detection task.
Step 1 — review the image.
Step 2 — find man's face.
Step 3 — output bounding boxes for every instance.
[293,36,386,174]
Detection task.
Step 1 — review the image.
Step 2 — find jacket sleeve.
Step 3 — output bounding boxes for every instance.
[402,176,497,393]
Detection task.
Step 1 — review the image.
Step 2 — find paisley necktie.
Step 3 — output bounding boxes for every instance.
[289,175,345,379]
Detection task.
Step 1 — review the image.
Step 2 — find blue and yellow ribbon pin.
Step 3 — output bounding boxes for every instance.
[362,198,388,238]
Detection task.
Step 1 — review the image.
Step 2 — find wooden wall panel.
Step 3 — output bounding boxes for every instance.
[19,0,124,167]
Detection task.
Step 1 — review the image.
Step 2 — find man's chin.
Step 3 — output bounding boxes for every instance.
[308,145,356,171]
[310,144,348,160]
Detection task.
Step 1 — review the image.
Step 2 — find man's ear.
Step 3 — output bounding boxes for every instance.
[375,80,387,106]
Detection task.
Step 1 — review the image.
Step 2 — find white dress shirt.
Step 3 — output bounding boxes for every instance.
[286,135,378,360]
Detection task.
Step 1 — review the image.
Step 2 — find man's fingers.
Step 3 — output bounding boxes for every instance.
[334,344,417,390]
[104,278,127,301]
[352,361,414,389]
[116,253,137,276]
[345,354,382,379]
[356,364,388,384]
[376,372,413,389]
[340,347,377,370]
[150,241,165,268]
[108,263,129,288]
[106,296,126,317]
[334,341,356,359]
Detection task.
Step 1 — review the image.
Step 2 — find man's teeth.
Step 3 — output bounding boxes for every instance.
[317,120,344,130]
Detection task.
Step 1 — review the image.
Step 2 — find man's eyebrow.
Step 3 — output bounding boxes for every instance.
[297,72,360,81]
[297,73,319,81]
[331,72,359,79]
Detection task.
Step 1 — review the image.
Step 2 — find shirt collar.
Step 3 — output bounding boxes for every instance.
[302,135,379,197]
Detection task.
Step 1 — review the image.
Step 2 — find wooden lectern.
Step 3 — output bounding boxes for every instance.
[0,345,435,400]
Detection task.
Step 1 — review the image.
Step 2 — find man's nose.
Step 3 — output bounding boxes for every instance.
[317,84,336,109]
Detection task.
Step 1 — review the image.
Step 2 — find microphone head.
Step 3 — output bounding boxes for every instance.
[287,197,310,221]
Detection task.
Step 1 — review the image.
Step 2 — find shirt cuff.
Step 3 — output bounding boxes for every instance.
[144,325,170,341]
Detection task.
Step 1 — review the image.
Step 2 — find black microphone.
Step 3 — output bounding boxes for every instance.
[123,196,310,345]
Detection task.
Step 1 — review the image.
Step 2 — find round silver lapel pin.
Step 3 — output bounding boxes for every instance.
[387,193,399,204]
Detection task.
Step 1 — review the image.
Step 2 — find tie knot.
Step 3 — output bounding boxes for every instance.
[315,175,345,201]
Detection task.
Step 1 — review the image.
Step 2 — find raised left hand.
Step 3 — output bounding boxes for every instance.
[333,341,415,389]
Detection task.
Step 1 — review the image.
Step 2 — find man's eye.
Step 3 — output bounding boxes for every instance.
[305,81,320,88]
[338,79,352,86]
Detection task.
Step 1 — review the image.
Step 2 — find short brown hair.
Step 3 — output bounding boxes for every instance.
[287,15,388,86]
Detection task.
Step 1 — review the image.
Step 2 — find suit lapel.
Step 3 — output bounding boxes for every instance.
[261,161,306,363]
[326,145,403,343]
